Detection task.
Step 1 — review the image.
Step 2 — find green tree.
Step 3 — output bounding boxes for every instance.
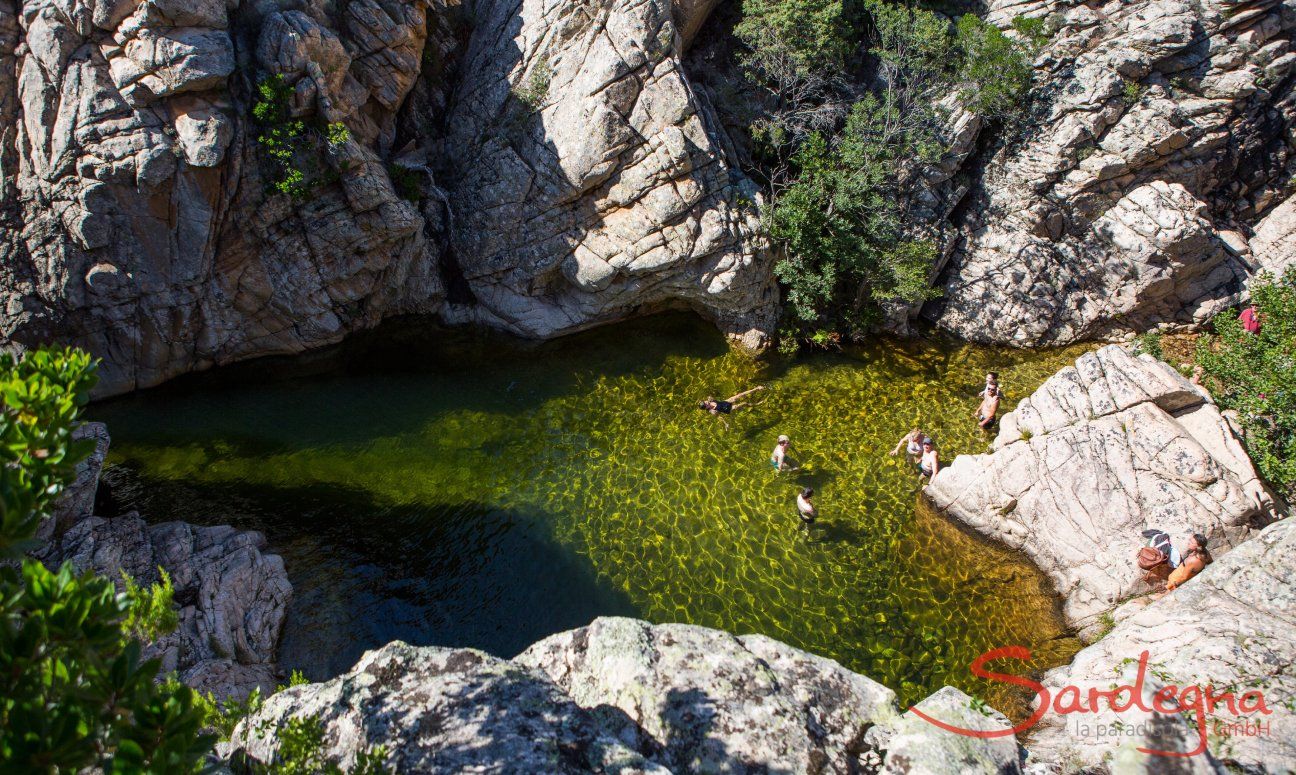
[767,97,942,331]
[0,348,215,773]
[955,14,1042,119]
[1196,272,1296,497]
[733,0,1043,344]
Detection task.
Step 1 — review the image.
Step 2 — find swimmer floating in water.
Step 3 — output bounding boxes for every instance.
[698,386,765,427]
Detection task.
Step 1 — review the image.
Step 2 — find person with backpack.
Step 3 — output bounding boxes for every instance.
[1138,528,1180,584]
[1167,534,1213,590]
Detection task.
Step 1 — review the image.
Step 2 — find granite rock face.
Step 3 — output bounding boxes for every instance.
[0,0,773,396]
[232,618,1028,774]
[1024,518,1296,772]
[35,424,291,701]
[925,0,1296,345]
[439,0,775,347]
[41,513,292,701]
[925,345,1276,635]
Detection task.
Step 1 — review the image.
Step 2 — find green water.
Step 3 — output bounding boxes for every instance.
[93,313,1086,716]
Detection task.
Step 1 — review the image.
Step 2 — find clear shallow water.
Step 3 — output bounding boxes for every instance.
[93,313,1087,717]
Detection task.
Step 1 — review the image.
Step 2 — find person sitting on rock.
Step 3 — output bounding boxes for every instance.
[698,386,765,427]
[890,426,929,463]
[1166,533,1212,591]
[976,385,1001,430]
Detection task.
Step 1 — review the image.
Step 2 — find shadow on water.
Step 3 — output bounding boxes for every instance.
[101,465,636,679]
[92,313,735,453]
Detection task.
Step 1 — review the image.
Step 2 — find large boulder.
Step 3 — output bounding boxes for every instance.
[232,618,1029,774]
[1024,518,1296,772]
[926,0,1295,345]
[40,512,292,702]
[440,0,775,348]
[925,345,1277,635]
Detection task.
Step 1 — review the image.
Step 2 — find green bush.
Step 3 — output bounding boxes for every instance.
[249,715,389,775]
[767,98,942,330]
[1133,331,1163,360]
[252,75,311,199]
[1196,272,1296,497]
[326,122,352,148]
[955,14,1043,119]
[0,348,217,772]
[513,58,552,112]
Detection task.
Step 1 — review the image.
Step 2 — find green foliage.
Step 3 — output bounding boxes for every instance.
[1122,78,1145,105]
[955,14,1041,119]
[735,0,853,77]
[326,122,351,148]
[1133,332,1164,360]
[766,94,941,332]
[513,58,552,112]
[122,567,179,643]
[1196,272,1296,497]
[250,714,390,775]
[278,669,310,692]
[736,0,1039,339]
[0,348,216,772]
[0,347,98,557]
[193,685,263,741]
[253,74,310,199]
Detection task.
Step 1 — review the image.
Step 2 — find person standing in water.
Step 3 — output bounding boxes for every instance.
[796,487,817,526]
[919,439,940,479]
[978,372,1000,398]
[890,426,928,463]
[976,385,1001,430]
[770,434,793,472]
[698,386,765,427]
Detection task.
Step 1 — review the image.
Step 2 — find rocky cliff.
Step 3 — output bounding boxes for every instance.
[1026,517,1296,772]
[230,618,1026,774]
[925,344,1277,636]
[924,0,1296,345]
[0,0,773,396]
[2,0,1292,396]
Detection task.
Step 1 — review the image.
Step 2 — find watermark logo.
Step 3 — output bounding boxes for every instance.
[909,646,1273,758]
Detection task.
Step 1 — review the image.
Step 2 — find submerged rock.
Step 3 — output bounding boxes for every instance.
[925,345,1277,635]
[232,617,1029,774]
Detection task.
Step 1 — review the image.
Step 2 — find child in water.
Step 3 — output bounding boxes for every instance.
[770,435,794,472]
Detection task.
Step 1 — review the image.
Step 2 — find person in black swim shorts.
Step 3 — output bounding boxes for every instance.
[698,386,765,426]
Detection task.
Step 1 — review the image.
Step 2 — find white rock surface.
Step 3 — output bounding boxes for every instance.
[928,0,1295,345]
[1024,518,1296,772]
[233,618,1031,774]
[926,345,1276,634]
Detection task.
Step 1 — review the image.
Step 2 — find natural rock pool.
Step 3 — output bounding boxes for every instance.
[92,314,1088,717]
